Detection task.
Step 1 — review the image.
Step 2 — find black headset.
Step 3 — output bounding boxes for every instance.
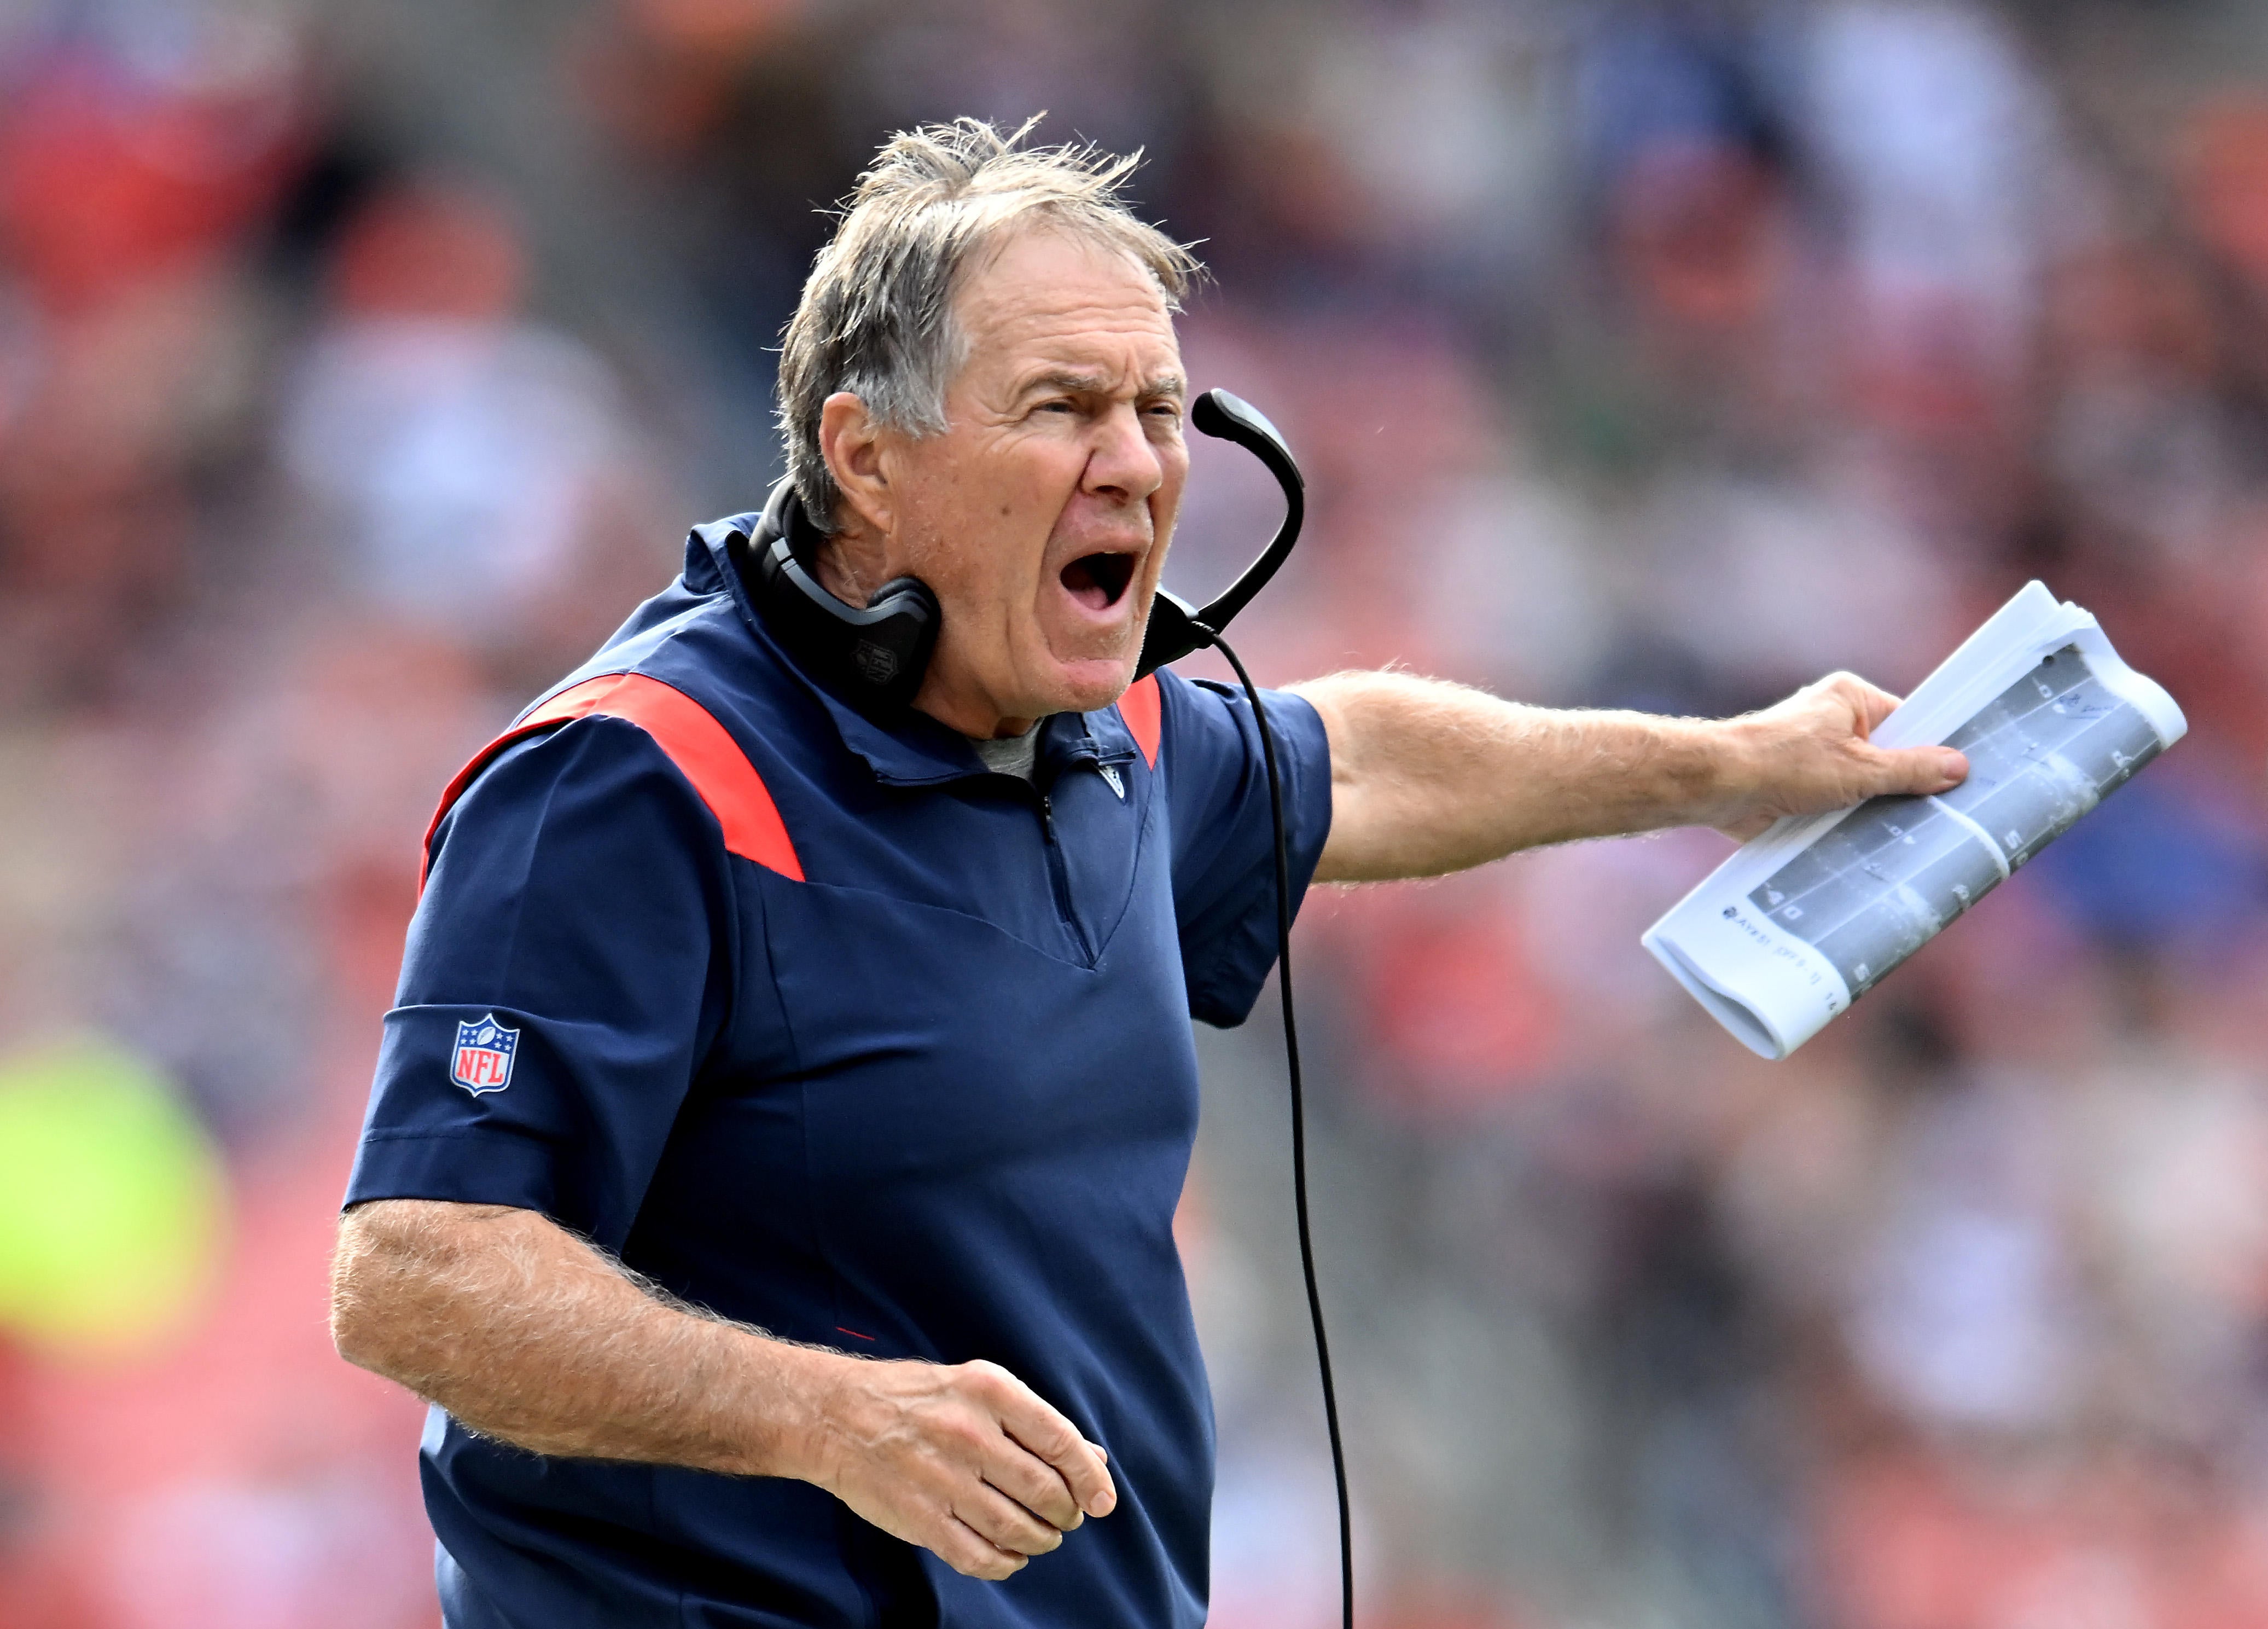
[734,478,943,713]
[735,388,1307,712]
[738,386,1354,1629]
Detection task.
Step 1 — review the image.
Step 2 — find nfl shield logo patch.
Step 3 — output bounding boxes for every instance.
[451,1015,519,1095]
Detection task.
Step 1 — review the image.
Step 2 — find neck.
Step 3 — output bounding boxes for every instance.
[816,530,1033,739]
[812,527,887,608]
[916,668,1036,740]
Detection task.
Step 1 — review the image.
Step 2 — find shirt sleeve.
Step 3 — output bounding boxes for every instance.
[343,715,738,1252]
[1156,670,1334,1028]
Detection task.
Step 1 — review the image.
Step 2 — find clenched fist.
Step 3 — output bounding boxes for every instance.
[800,1355,1116,1581]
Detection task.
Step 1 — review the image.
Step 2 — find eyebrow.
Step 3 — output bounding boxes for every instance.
[1021,368,1187,401]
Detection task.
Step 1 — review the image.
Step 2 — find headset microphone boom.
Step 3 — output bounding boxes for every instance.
[1135,389,1307,677]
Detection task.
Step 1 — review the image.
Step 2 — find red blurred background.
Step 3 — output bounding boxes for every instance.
[5,3,2268,1626]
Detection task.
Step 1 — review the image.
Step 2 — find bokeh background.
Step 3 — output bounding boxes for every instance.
[3,0,2268,1625]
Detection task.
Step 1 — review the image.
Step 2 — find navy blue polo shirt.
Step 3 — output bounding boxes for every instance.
[344,515,1333,1628]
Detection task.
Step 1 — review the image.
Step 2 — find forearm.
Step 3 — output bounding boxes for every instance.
[1290,670,1737,880]
[331,1198,836,1477]
[332,1196,1118,1579]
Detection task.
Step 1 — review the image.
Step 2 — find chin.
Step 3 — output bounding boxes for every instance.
[1037,651,1141,716]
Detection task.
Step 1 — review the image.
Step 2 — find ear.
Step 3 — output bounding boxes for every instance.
[818,392,894,538]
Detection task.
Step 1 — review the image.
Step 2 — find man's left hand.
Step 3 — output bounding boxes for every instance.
[1704,670,1969,841]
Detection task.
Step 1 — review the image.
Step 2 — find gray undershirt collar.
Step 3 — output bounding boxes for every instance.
[971,730,1039,782]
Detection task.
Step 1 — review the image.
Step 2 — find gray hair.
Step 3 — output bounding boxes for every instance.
[777,117,1201,532]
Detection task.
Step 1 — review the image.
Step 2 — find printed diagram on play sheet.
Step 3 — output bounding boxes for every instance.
[1644,585,2185,1059]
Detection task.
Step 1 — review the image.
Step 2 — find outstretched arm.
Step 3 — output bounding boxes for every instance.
[332,1198,1115,1580]
[1287,669,1969,883]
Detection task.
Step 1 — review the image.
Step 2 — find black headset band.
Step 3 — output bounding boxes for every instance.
[736,479,942,715]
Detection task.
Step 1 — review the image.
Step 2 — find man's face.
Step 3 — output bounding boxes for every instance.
[873,228,1188,733]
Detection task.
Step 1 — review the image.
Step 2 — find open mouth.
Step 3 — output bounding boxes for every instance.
[1060,552,1137,612]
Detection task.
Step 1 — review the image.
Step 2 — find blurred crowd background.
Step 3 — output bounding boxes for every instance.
[3,0,2268,1625]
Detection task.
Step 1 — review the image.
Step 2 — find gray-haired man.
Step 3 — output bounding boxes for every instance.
[332,119,1965,1626]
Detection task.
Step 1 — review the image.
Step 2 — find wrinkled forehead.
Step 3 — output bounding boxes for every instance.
[950,224,1183,390]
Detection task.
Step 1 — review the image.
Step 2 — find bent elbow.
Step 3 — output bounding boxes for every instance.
[329,1293,383,1375]
[329,1208,409,1379]
[328,1261,379,1375]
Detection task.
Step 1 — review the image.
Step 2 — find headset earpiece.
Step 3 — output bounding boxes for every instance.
[844,575,942,698]
[738,479,941,713]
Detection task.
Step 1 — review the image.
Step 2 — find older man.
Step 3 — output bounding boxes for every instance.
[332,121,1965,1628]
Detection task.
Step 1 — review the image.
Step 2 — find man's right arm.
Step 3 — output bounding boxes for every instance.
[330,1197,1115,1580]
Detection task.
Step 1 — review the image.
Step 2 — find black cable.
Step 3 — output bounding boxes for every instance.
[1194,625,1353,1629]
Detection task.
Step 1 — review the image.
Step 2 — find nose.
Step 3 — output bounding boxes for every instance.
[1081,403,1166,506]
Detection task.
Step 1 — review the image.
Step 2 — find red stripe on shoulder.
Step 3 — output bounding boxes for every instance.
[1118,673,1161,768]
[420,673,803,887]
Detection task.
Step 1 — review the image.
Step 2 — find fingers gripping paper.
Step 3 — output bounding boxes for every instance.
[1642,582,2186,1059]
